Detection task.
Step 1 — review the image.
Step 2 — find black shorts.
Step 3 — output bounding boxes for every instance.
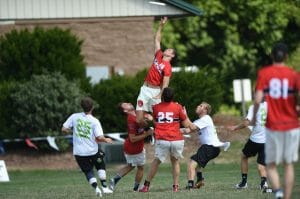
[190,144,220,168]
[75,150,106,172]
[242,139,265,165]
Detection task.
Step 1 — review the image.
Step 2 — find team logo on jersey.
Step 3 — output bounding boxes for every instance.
[138,100,144,107]
[153,58,165,75]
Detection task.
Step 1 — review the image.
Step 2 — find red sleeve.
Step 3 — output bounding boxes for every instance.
[255,70,265,91]
[127,116,137,135]
[297,72,300,91]
[155,50,163,59]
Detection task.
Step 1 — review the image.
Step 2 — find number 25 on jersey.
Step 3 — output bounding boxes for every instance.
[157,112,174,123]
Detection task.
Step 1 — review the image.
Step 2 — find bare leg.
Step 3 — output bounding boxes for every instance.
[257,163,267,178]
[117,164,135,177]
[241,154,248,174]
[135,166,144,184]
[283,163,294,199]
[146,158,161,182]
[187,159,198,181]
[170,156,180,185]
[267,163,281,190]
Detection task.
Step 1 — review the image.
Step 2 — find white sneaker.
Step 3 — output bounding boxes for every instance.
[260,181,268,190]
[223,142,231,151]
[109,178,115,191]
[235,182,247,189]
[102,186,113,194]
[275,189,283,199]
[95,187,102,197]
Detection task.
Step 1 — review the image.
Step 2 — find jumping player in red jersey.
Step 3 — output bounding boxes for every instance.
[139,87,194,193]
[136,17,176,127]
[109,102,153,192]
[252,43,300,199]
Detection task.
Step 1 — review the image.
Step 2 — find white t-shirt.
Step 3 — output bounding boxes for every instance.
[246,102,267,144]
[193,115,224,147]
[63,112,104,156]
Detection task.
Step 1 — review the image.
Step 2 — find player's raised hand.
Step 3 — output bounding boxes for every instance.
[160,16,168,25]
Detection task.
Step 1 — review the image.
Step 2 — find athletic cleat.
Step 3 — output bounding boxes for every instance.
[235,182,247,189]
[102,186,113,194]
[194,180,205,189]
[173,185,179,192]
[109,178,115,191]
[275,189,283,199]
[139,185,149,193]
[95,187,102,197]
[223,142,231,152]
[260,181,268,190]
[133,184,139,192]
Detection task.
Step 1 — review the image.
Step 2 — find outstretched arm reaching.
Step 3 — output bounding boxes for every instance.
[155,17,168,52]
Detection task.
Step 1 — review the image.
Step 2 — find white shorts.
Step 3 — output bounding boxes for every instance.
[265,128,300,164]
[136,85,161,112]
[124,149,146,166]
[154,140,184,162]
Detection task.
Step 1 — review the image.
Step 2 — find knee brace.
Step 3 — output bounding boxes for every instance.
[97,169,106,180]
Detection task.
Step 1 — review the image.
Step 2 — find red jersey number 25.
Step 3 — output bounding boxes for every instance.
[157,112,174,123]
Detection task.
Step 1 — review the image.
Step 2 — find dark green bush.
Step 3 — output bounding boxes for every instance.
[0,81,17,138]
[0,27,85,81]
[9,73,85,137]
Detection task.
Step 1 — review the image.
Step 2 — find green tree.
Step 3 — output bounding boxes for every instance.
[161,0,300,103]
[9,73,85,137]
[0,27,85,81]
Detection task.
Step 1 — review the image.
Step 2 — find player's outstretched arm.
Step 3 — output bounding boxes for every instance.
[227,119,250,131]
[95,136,113,144]
[129,128,153,143]
[155,16,167,52]
[153,76,170,99]
[61,127,72,134]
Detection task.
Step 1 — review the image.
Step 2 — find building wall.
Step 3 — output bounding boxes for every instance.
[0,16,155,75]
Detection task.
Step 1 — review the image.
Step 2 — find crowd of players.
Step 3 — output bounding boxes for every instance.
[61,17,300,199]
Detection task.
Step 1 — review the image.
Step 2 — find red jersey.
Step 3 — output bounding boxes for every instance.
[123,114,144,154]
[144,50,172,86]
[152,102,187,141]
[256,65,299,131]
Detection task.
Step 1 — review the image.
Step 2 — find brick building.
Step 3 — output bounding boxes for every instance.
[0,0,202,81]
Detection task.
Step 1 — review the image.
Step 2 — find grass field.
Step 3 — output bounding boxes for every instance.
[0,162,299,199]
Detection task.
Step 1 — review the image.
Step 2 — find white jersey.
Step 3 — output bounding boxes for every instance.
[63,112,104,156]
[246,102,267,144]
[194,115,224,147]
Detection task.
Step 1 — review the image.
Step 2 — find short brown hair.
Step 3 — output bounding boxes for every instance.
[117,102,126,115]
[201,102,211,114]
[81,97,94,113]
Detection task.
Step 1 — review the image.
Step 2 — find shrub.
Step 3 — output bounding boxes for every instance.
[9,73,85,137]
[0,81,17,138]
[0,27,85,82]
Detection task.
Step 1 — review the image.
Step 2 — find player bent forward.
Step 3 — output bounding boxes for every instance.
[62,97,113,197]
[109,102,153,191]
[139,87,195,192]
[183,102,230,189]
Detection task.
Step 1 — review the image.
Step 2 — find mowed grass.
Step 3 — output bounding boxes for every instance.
[0,162,300,199]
